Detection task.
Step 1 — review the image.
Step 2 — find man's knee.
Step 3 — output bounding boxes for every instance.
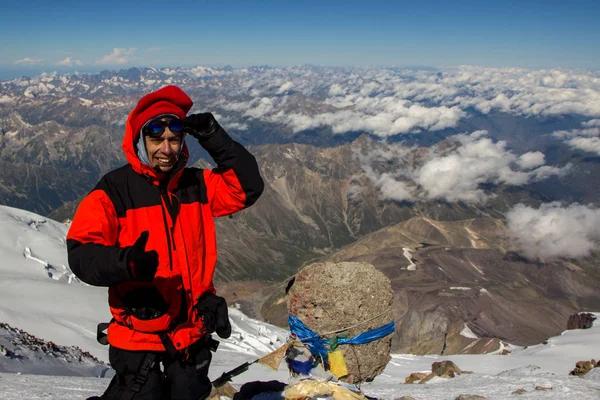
[167,346,213,400]
[103,347,165,400]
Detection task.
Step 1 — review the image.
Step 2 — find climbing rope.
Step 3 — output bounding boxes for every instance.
[301,309,393,340]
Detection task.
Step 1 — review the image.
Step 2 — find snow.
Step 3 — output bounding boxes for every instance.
[469,261,485,275]
[1,205,600,399]
[283,149,295,159]
[188,66,225,78]
[403,248,417,270]
[11,113,32,127]
[0,95,14,104]
[460,323,479,339]
[0,206,110,362]
[464,226,481,248]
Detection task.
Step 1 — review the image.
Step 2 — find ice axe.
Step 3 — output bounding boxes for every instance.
[212,359,257,387]
[211,342,292,387]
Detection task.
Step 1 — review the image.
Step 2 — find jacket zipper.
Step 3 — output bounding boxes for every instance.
[160,197,174,271]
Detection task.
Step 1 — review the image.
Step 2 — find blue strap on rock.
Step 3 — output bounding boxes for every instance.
[288,315,395,364]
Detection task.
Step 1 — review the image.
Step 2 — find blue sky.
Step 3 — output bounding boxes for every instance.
[1,0,598,79]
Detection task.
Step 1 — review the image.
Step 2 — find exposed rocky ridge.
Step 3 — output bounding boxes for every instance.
[0,160,99,216]
[326,217,507,263]
[0,108,125,215]
[567,312,597,330]
[0,321,109,377]
[344,232,600,353]
[258,216,600,354]
[569,359,600,376]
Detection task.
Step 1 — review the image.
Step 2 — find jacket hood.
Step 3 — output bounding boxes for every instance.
[122,85,193,178]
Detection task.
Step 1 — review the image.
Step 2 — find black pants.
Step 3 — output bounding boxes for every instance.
[100,341,212,400]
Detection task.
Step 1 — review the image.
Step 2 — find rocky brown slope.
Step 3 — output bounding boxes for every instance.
[256,216,600,354]
[212,136,548,282]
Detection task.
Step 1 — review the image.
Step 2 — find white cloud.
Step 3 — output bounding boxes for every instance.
[517,151,545,169]
[530,164,572,180]
[565,137,600,155]
[188,66,225,77]
[352,143,415,201]
[244,97,276,119]
[353,131,568,204]
[377,173,415,202]
[225,122,248,131]
[56,57,83,66]
[212,114,248,131]
[442,66,600,118]
[267,98,466,136]
[346,183,363,201]
[553,126,600,155]
[14,57,44,65]
[212,66,600,139]
[360,163,415,202]
[276,81,294,94]
[506,202,600,261]
[583,119,600,128]
[96,48,136,65]
[415,132,566,203]
[328,83,346,96]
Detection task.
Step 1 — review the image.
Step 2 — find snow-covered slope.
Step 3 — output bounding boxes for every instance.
[363,317,600,399]
[1,319,600,399]
[0,205,110,361]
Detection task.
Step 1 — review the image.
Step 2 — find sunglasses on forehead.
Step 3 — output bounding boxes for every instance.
[142,117,185,137]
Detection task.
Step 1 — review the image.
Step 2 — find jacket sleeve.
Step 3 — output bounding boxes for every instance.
[200,125,264,217]
[66,189,132,287]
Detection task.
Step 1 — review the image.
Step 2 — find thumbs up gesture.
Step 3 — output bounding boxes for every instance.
[126,231,159,282]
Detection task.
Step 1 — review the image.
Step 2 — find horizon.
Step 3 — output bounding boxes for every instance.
[1,0,599,81]
[1,62,599,83]
[0,62,439,81]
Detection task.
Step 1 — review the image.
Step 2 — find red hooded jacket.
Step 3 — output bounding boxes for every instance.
[67,86,263,352]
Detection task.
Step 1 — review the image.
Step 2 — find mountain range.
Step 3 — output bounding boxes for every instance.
[1,66,596,217]
[1,66,600,358]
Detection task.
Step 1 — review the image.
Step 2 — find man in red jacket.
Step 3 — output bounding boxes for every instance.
[67,85,264,399]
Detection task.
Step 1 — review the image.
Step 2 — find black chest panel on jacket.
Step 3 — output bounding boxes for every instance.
[94,165,208,219]
[175,168,209,205]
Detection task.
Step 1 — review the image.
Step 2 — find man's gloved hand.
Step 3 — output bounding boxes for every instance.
[195,292,232,339]
[126,231,159,282]
[183,113,220,140]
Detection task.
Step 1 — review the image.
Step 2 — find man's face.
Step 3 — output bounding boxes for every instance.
[144,117,183,172]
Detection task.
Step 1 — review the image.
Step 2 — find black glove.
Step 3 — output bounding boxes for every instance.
[126,231,159,282]
[195,292,232,339]
[183,113,220,140]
